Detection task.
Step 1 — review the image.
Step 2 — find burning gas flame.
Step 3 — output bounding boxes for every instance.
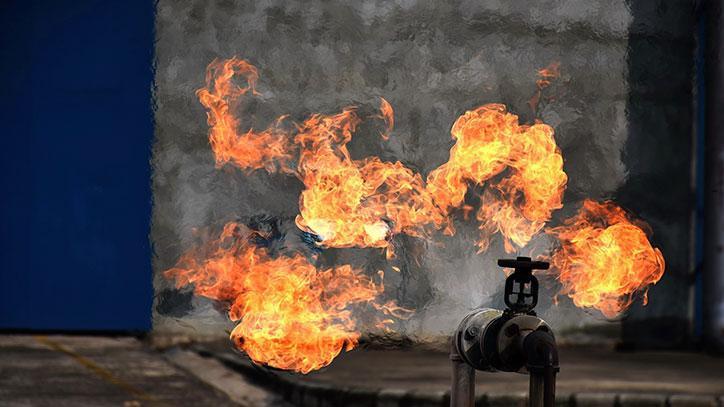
[165,57,666,373]
[427,104,567,252]
[165,223,402,373]
[536,61,561,89]
[293,108,446,250]
[378,97,394,140]
[529,61,561,116]
[548,200,666,318]
[196,58,566,253]
[197,58,293,173]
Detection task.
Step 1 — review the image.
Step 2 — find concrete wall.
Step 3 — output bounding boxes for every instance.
[152,0,695,347]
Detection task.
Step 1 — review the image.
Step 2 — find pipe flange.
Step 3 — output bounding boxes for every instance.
[454,308,503,371]
[496,314,552,373]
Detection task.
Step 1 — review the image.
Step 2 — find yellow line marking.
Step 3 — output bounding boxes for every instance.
[34,336,158,404]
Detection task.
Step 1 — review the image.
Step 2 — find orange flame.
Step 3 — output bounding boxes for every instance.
[196,57,293,173]
[165,57,666,373]
[536,61,561,89]
[378,97,394,140]
[198,59,566,254]
[548,200,665,318]
[165,223,397,373]
[293,108,445,249]
[427,104,567,252]
[529,61,561,116]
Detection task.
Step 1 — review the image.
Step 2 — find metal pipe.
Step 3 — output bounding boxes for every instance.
[543,368,556,407]
[450,259,559,406]
[450,340,475,407]
[529,373,544,407]
[523,330,558,407]
[704,0,724,353]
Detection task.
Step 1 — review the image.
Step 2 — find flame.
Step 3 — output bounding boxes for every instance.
[196,57,293,173]
[198,59,566,254]
[548,200,665,318]
[165,57,666,373]
[293,108,445,249]
[426,104,567,252]
[378,97,394,140]
[165,223,395,374]
[529,61,561,116]
[536,61,561,89]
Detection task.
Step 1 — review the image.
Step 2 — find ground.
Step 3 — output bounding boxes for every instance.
[1,335,722,406]
[0,335,284,407]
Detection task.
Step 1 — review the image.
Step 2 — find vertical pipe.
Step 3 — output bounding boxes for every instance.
[543,368,557,407]
[704,0,724,353]
[529,371,557,407]
[529,374,544,407]
[450,342,475,407]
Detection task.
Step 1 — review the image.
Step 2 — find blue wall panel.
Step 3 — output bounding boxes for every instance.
[0,0,154,331]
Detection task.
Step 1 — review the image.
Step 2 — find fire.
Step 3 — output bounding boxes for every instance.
[535,61,561,89]
[165,57,666,373]
[290,103,566,252]
[165,223,394,373]
[426,104,567,252]
[548,200,666,318]
[529,61,561,116]
[378,97,394,140]
[196,57,293,173]
[196,58,566,254]
[293,108,445,249]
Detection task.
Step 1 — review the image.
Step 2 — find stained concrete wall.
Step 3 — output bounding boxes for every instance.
[152,0,696,347]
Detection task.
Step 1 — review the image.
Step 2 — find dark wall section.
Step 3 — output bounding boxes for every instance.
[0,1,154,331]
[621,0,696,348]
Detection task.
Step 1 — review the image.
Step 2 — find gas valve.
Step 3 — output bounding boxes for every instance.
[450,257,559,407]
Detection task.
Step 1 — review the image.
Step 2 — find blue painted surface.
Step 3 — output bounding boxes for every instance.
[0,1,154,330]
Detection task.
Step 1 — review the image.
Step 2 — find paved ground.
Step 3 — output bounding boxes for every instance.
[0,335,283,407]
[296,346,724,395]
[2,335,722,406]
[198,340,724,406]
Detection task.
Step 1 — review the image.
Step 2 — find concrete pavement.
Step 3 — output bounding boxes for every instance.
[2,334,722,406]
[196,340,724,407]
[0,335,281,407]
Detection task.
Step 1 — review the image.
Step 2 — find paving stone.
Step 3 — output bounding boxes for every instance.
[573,393,618,407]
[341,386,378,407]
[401,389,448,407]
[618,393,666,407]
[164,349,290,406]
[0,335,238,407]
[376,388,408,407]
[486,391,527,407]
[199,342,724,407]
[555,393,573,406]
[668,394,718,407]
[300,382,332,407]
[288,383,305,406]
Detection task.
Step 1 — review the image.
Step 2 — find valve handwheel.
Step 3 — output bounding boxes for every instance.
[498,257,549,315]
